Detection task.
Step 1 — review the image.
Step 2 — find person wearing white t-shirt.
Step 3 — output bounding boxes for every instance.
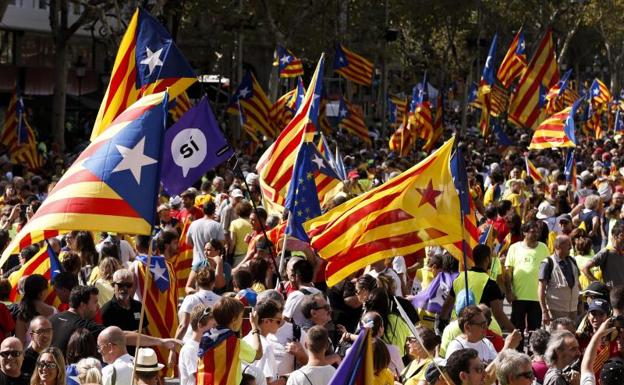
[174,267,221,343]
[283,260,322,327]
[243,300,286,385]
[445,305,497,364]
[179,304,214,385]
[287,326,336,385]
[98,326,134,385]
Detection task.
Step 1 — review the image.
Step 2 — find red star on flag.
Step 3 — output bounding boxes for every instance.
[416,180,442,208]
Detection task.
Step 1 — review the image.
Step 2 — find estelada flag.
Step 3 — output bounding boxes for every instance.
[305,136,465,286]
[0,92,168,266]
[91,8,196,140]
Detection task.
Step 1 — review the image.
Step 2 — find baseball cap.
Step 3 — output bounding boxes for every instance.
[582,281,610,300]
[425,360,446,385]
[558,214,572,223]
[588,298,612,315]
[230,189,244,198]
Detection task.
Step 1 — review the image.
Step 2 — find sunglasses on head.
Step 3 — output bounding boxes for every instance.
[0,350,21,359]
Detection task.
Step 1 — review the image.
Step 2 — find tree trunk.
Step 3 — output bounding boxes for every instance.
[52,41,68,150]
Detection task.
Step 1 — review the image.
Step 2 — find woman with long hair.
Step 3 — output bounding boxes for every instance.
[69,231,98,285]
[15,274,56,343]
[185,239,229,294]
[30,347,66,385]
[93,256,122,306]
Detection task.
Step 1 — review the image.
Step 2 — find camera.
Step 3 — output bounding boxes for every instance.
[612,315,624,329]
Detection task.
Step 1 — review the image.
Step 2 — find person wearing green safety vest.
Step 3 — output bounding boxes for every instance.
[440,244,515,335]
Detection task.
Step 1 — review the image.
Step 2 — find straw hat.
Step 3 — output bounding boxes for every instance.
[130,348,164,372]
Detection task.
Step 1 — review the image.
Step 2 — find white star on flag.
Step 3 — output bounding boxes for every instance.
[312,154,325,169]
[140,47,164,76]
[339,108,348,117]
[239,87,251,98]
[113,137,157,184]
[151,262,168,283]
[280,55,291,65]
[519,41,525,51]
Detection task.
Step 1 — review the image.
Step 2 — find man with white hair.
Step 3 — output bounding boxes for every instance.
[543,330,580,385]
[101,269,148,342]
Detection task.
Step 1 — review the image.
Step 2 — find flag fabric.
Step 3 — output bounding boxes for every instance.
[478,34,497,137]
[388,96,407,125]
[131,254,178,375]
[170,91,192,121]
[590,78,612,107]
[424,93,444,152]
[409,77,434,140]
[508,28,559,129]
[172,219,193,298]
[389,97,414,156]
[335,97,371,144]
[274,46,304,78]
[197,328,240,385]
[327,327,375,385]
[227,72,275,139]
[528,105,577,150]
[616,107,624,131]
[412,271,458,313]
[285,142,340,242]
[445,148,478,267]
[333,44,374,86]
[525,156,543,183]
[0,92,168,266]
[8,244,61,302]
[257,55,325,207]
[269,80,304,133]
[91,8,196,141]
[479,225,496,250]
[334,144,347,181]
[564,150,577,190]
[492,120,513,146]
[0,88,44,170]
[161,97,233,195]
[304,136,465,286]
[470,84,508,118]
[497,28,527,88]
[546,68,573,114]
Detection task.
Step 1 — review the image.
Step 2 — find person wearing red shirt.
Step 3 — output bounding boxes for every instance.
[175,189,203,224]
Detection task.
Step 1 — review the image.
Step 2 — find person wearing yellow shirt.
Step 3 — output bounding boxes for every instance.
[229,201,253,267]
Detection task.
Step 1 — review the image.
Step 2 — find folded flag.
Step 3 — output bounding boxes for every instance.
[91,7,196,141]
[412,271,458,314]
[327,327,374,385]
[161,96,233,195]
[0,92,168,266]
[525,156,542,183]
[197,327,240,385]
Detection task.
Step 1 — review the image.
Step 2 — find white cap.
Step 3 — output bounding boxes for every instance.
[230,189,244,198]
[536,201,555,219]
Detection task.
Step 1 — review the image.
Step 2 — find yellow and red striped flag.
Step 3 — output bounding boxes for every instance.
[269,78,305,134]
[197,329,240,385]
[131,255,178,375]
[227,72,275,139]
[497,28,527,88]
[91,8,196,141]
[333,44,374,86]
[0,92,168,266]
[590,78,612,108]
[173,219,193,298]
[423,94,444,152]
[304,136,465,286]
[388,96,408,127]
[528,106,577,150]
[274,45,304,78]
[0,87,44,170]
[525,156,543,183]
[508,28,559,129]
[336,97,371,145]
[170,91,192,121]
[257,55,326,207]
[409,79,434,140]
[8,244,61,302]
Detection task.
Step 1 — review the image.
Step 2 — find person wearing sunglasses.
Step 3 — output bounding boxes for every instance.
[101,269,146,341]
[242,299,286,385]
[495,349,534,385]
[21,316,53,379]
[29,347,65,385]
[0,337,28,385]
[446,306,498,365]
[445,348,485,385]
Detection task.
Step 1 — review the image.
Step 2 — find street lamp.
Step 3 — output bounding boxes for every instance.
[75,56,86,129]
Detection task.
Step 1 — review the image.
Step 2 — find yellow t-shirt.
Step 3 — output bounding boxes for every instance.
[505,241,549,301]
[229,218,252,255]
[404,358,433,385]
[374,368,395,385]
[574,253,602,290]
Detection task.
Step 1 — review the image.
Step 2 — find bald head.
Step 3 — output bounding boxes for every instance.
[554,235,572,258]
[0,337,22,351]
[0,337,23,377]
[30,315,51,330]
[99,326,126,346]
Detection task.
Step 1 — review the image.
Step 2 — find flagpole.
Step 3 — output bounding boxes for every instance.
[230,155,284,287]
[132,236,155,384]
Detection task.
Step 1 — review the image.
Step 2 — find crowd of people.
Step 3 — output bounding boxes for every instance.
[2,106,624,385]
